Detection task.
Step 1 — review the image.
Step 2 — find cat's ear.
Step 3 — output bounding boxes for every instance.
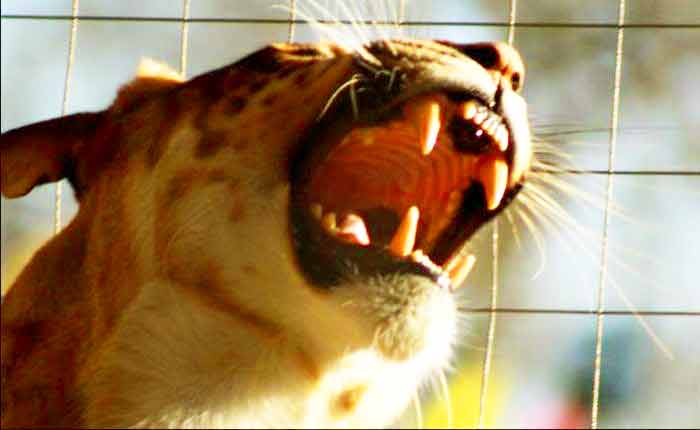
[0,112,102,198]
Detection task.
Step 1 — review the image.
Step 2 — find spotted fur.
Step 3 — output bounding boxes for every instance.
[1,40,528,428]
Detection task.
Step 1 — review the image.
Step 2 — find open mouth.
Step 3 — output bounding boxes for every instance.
[291,88,527,291]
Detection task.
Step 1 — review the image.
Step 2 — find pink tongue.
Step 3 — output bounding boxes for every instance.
[336,214,370,246]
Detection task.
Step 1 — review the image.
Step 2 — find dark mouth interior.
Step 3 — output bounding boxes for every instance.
[290,91,521,289]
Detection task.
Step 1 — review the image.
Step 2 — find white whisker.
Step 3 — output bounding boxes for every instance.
[412,390,424,430]
[317,74,363,120]
[437,368,453,430]
[512,200,548,280]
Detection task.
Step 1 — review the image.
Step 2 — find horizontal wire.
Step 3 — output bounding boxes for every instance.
[532,168,700,176]
[458,307,700,317]
[1,14,698,28]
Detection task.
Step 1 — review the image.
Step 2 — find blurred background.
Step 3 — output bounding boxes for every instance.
[1,1,698,428]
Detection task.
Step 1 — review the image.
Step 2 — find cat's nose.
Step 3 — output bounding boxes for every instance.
[452,42,525,92]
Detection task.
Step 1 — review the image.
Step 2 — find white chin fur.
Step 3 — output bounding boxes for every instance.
[329,273,457,365]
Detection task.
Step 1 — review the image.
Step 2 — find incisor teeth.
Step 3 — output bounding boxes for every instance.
[473,109,488,124]
[446,254,476,289]
[478,155,509,210]
[483,116,499,136]
[389,206,420,257]
[495,125,509,151]
[337,214,370,246]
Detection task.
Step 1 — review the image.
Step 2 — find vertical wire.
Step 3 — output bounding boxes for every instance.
[506,0,517,46]
[478,3,518,428]
[54,0,80,234]
[591,0,626,428]
[287,0,297,43]
[179,0,191,77]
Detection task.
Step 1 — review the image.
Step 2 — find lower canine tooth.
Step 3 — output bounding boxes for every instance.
[478,155,509,210]
[389,206,420,257]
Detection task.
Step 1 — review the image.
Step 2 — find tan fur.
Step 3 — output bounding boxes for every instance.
[1,41,527,428]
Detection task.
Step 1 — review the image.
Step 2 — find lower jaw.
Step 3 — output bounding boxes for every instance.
[330,273,457,363]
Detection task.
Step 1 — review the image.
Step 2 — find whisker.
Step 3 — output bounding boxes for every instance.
[317,74,363,120]
[437,368,453,430]
[512,199,549,279]
[606,276,675,360]
[519,185,674,358]
[349,79,359,119]
[412,390,424,430]
[503,208,522,250]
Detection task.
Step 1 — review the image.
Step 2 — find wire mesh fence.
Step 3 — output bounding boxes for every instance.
[1,0,698,428]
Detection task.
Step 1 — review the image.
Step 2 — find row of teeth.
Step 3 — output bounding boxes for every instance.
[311,204,477,290]
[406,96,510,211]
[408,98,510,156]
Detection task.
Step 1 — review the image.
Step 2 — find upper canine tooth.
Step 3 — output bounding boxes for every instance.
[389,206,420,257]
[406,98,442,155]
[477,155,509,210]
[461,100,478,120]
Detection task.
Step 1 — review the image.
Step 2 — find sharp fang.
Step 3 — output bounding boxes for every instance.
[322,212,337,231]
[404,97,442,155]
[461,100,478,120]
[447,254,476,289]
[337,214,370,246]
[389,206,420,257]
[419,101,441,155]
[478,155,509,210]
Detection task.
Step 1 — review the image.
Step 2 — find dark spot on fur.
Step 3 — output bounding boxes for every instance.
[294,72,308,86]
[208,169,232,183]
[230,203,246,223]
[195,132,227,159]
[148,99,180,167]
[166,169,198,202]
[289,47,322,57]
[232,140,249,152]
[277,66,296,80]
[237,47,284,74]
[262,94,277,106]
[228,97,247,115]
[241,265,259,276]
[249,79,267,94]
[228,181,245,222]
